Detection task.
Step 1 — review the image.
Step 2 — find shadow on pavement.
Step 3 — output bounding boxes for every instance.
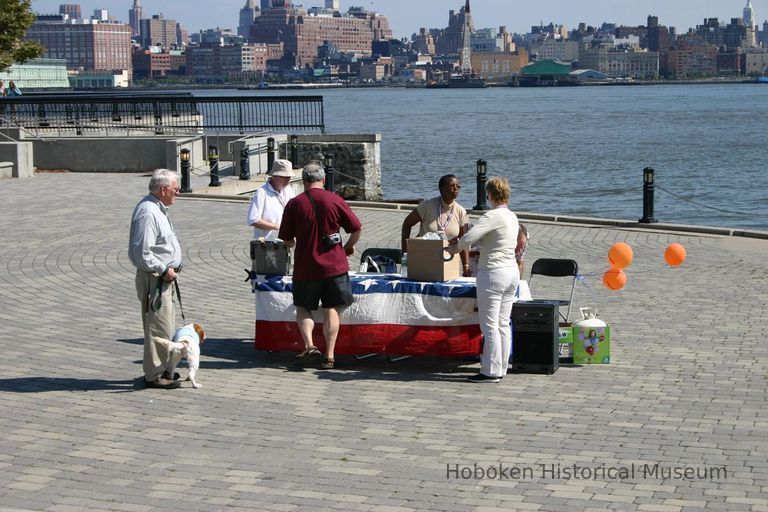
[0,377,145,393]
[118,336,481,382]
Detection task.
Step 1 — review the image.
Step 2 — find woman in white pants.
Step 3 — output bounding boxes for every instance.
[449,176,519,383]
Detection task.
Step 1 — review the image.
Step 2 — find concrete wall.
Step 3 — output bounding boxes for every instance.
[0,141,34,178]
[281,134,383,200]
[29,137,204,173]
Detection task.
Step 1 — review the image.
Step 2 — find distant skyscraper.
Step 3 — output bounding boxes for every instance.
[59,4,82,20]
[140,14,179,48]
[129,0,144,37]
[459,0,473,73]
[239,0,259,38]
[744,0,755,28]
[325,0,339,9]
[92,8,109,21]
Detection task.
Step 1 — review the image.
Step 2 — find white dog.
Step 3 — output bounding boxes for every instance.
[166,323,206,388]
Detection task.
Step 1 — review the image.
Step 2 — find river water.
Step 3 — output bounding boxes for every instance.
[198,85,768,230]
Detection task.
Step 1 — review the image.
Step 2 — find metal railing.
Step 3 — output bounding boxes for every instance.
[0,94,325,136]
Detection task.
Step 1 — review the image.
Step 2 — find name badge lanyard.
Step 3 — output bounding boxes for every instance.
[438,203,455,232]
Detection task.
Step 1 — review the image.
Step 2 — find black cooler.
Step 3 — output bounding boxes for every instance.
[511,300,560,374]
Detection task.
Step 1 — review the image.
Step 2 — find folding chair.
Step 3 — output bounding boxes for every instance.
[527,258,579,322]
[358,248,402,273]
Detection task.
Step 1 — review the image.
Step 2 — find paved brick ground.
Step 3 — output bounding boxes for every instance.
[0,172,766,512]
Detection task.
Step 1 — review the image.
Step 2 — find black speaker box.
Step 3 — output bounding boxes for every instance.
[511,300,560,374]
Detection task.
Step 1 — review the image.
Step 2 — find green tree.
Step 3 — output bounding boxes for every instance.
[0,0,44,72]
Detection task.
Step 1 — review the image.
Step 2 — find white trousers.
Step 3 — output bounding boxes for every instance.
[476,266,519,378]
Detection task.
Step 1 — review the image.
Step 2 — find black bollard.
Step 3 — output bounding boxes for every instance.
[289,134,299,166]
[266,137,276,170]
[208,144,221,187]
[239,147,251,180]
[474,159,489,211]
[179,148,192,193]
[639,167,658,223]
[324,153,335,192]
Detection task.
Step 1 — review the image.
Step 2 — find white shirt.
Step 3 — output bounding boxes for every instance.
[457,207,519,270]
[246,181,295,239]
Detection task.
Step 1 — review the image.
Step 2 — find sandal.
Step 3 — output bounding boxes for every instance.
[295,346,321,360]
[320,358,335,369]
[294,346,322,366]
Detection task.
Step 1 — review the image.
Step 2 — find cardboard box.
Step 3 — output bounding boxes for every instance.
[572,325,611,364]
[406,238,461,282]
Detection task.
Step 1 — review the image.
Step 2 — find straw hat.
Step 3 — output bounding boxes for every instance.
[269,159,296,178]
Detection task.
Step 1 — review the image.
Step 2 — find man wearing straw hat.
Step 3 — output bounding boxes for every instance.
[247,159,297,240]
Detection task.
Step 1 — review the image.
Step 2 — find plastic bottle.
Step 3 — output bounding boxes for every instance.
[400,253,408,277]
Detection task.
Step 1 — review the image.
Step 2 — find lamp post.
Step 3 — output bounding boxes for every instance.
[324,153,335,192]
[266,137,276,170]
[474,159,489,211]
[639,166,657,223]
[289,134,299,166]
[239,146,251,180]
[208,144,221,187]
[179,148,192,193]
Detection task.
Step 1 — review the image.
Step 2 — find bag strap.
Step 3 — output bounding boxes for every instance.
[305,190,323,226]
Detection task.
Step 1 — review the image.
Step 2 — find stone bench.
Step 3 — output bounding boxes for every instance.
[0,141,34,178]
[0,161,13,180]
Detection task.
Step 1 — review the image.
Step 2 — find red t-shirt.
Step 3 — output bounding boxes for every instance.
[279,187,363,281]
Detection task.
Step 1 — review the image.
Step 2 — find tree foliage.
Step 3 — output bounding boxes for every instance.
[0,0,44,72]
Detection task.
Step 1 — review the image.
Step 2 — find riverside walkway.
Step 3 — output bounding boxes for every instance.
[0,172,766,512]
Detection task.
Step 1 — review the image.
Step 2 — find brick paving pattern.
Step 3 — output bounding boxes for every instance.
[0,172,766,511]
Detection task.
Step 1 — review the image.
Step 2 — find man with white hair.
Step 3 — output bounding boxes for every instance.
[129,169,183,389]
[247,159,297,239]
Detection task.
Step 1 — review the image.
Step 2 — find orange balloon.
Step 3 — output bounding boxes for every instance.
[664,243,686,266]
[603,268,627,291]
[608,242,633,269]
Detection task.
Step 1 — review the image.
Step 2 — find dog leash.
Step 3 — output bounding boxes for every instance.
[150,275,186,321]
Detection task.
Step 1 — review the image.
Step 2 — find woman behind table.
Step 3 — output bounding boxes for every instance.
[448,176,519,383]
[400,174,471,276]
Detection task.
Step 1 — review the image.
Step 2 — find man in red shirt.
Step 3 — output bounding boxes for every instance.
[279,162,363,369]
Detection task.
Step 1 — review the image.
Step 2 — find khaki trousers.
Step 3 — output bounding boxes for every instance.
[136,271,175,381]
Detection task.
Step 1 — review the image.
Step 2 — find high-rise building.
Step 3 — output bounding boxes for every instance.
[92,9,109,22]
[433,3,473,56]
[662,34,717,77]
[59,4,81,20]
[646,15,671,52]
[261,0,271,10]
[325,0,340,9]
[744,0,755,28]
[239,0,260,38]
[25,19,132,74]
[249,0,392,66]
[140,14,179,48]
[129,0,144,37]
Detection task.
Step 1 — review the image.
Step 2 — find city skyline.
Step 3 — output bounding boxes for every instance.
[30,0,765,38]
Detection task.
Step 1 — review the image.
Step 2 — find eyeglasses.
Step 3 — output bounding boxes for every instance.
[164,185,181,194]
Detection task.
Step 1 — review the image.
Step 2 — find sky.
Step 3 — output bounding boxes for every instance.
[30,0,765,38]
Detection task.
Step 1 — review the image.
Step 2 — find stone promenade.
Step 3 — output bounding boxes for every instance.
[0,172,766,512]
